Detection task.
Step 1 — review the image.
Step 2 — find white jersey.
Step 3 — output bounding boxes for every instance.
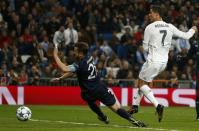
[143,20,195,63]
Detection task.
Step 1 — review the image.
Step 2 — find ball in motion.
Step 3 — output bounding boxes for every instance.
[16,106,32,121]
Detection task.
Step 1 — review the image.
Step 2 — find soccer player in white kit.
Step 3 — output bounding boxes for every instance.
[128,5,197,122]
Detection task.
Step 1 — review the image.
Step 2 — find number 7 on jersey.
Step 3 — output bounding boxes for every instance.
[159,30,167,46]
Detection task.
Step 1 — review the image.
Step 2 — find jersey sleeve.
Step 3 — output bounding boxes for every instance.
[143,26,151,51]
[67,63,78,72]
[170,24,195,39]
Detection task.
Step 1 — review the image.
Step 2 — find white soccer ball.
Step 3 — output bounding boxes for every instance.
[16,106,32,121]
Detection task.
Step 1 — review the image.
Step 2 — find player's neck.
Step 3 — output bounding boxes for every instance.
[155,17,162,21]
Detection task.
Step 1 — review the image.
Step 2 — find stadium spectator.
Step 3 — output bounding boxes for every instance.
[167,71,179,88]
[40,36,50,53]
[7,68,19,85]
[0,67,6,77]
[120,26,133,42]
[1,61,8,76]
[0,13,8,32]
[64,21,78,45]
[174,26,191,54]
[0,30,11,48]
[42,65,54,78]
[186,59,194,80]
[117,38,128,60]
[126,38,137,65]
[1,41,12,63]
[116,60,131,87]
[22,28,33,44]
[100,40,113,57]
[18,68,28,85]
[34,42,48,64]
[133,27,143,43]
[28,65,41,85]
[64,21,78,55]
[175,37,191,54]
[97,61,107,78]
[53,26,65,48]
[135,45,147,69]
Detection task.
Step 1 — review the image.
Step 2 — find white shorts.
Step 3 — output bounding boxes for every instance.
[139,61,167,82]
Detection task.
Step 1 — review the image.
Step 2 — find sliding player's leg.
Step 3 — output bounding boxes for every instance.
[87,101,109,124]
[81,92,109,124]
[97,86,146,127]
[108,102,146,127]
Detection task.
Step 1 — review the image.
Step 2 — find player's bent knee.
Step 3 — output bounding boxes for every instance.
[138,79,148,88]
[109,103,121,112]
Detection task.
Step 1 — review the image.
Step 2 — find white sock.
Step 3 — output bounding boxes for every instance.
[140,85,159,107]
[133,89,143,106]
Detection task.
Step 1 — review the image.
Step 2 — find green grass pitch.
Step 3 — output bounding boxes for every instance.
[0,105,199,131]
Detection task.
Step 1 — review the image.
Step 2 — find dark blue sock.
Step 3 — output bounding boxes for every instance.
[117,108,131,120]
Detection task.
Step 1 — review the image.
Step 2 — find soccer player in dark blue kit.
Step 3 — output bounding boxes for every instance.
[52,42,146,127]
[190,35,199,120]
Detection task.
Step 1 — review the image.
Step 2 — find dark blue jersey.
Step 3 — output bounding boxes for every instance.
[188,41,199,90]
[190,41,199,67]
[68,56,116,106]
[69,56,103,91]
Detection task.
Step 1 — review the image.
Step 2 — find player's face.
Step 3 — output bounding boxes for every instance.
[73,47,84,60]
[74,47,79,59]
[148,9,157,22]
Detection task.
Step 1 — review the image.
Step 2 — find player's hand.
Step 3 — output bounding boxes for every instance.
[192,26,198,32]
[50,77,60,82]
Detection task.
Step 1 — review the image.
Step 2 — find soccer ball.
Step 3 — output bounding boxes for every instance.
[16,106,32,121]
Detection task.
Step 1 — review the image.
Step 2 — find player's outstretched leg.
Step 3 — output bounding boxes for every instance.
[156,104,164,122]
[129,116,147,127]
[109,103,147,127]
[87,102,109,124]
[97,115,109,124]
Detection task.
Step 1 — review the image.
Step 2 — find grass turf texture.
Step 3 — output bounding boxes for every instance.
[0,106,198,131]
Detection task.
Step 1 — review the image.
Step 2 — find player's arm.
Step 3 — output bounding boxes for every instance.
[51,72,73,81]
[53,47,75,73]
[171,25,197,39]
[142,26,150,52]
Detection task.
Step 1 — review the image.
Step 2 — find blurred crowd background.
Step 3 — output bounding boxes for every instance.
[0,0,199,87]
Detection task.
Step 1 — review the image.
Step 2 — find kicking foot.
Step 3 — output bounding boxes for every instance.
[98,115,109,124]
[129,117,147,127]
[128,105,138,115]
[156,104,164,122]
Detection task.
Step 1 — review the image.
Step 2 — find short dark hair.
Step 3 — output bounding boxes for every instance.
[150,5,163,16]
[74,42,89,55]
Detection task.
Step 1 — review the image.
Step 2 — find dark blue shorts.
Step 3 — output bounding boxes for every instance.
[81,86,116,106]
